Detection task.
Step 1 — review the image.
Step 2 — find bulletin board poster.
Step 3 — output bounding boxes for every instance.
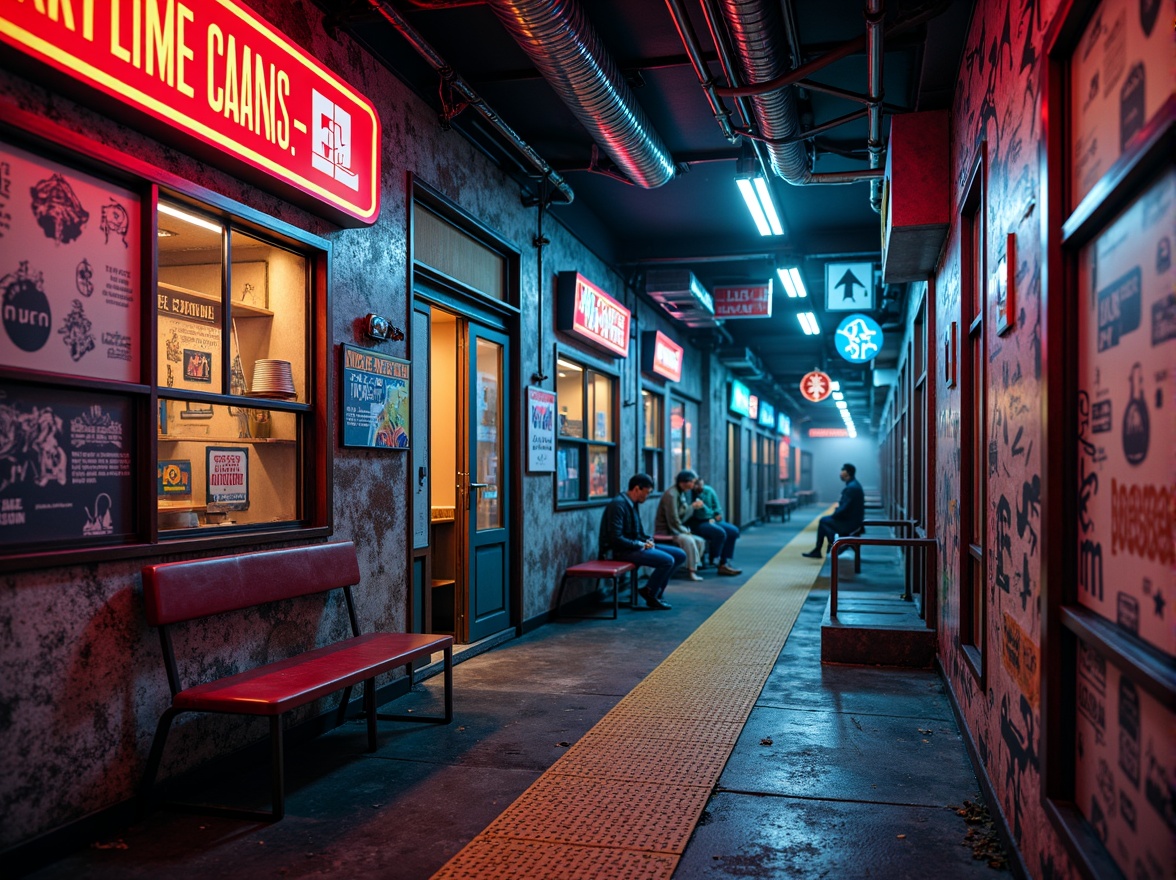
[341,344,410,449]
[206,447,249,510]
[0,383,133,548]
[526,386,556,473]
[0,141,140,382]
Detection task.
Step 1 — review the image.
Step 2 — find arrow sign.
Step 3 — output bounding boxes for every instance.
[825,261,875,312]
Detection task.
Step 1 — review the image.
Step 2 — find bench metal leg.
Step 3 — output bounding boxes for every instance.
[375,647,454,725]
[555,574,620,620]
[270,715,285,821]
[139,706,181,815]
[336,685,354,727]
[364,677,378,750]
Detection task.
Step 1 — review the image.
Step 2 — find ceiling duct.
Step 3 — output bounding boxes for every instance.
[645,269,721,329]
[717,346,765,379]
[485,0,677,189]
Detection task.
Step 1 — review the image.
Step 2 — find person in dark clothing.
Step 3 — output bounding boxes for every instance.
[688,476,741,575]
[600,473,686,610]
[802,463,865,559]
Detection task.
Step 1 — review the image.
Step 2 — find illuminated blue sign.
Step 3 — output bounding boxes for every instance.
[758,401,775,428]
[729,380,751,417]
[834,313,884,363]
[777,413,791,436]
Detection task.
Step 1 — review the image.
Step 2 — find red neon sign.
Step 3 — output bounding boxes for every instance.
[799,370,832,402]
[2,0,381,225]
[557,272,630,357]
[713,283,772,319]
[808,427,850,438]
[649,331,683,382]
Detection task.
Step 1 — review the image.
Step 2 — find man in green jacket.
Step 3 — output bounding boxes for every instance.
[688,476,742,575]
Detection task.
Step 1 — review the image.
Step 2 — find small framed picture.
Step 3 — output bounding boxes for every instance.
[944,321,957,388]
[180,401,213,419]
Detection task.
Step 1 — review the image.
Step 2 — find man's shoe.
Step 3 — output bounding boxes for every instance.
[645,594,673,610]
[717,564,742,576]
[683,570,703,581]
[802,550,823,559]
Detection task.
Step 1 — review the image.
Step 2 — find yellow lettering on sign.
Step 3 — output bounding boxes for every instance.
[206,23,224,111]
[145,0,173,85]
[176,3,193,97]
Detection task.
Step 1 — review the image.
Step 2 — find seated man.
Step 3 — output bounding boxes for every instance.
[688,476,742,575]
[803,462,865,559]
[600,473,686,610]
[654,469,708,581]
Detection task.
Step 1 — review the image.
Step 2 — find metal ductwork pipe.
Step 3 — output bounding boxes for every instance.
[715,0,813,184]
[485,0,677,189]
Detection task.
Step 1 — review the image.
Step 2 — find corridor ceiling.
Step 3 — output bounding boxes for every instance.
[316,0,974,433]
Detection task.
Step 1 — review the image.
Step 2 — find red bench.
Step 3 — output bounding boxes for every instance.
[139,541,453,820]
[555,559,638,619]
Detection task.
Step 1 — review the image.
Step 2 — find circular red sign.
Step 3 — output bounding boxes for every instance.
[799,371,832,403]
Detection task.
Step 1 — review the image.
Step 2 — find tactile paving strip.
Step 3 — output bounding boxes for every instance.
[430,519,823,880]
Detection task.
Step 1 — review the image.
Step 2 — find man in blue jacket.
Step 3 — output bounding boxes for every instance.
[600,473,686,610]
[803,463,865,559]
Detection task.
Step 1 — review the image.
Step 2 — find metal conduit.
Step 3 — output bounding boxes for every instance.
[485,0,677,189]
[366,0,575,204]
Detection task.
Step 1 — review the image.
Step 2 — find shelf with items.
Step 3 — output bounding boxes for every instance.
[158,435,294,445]
[158,281,274,318]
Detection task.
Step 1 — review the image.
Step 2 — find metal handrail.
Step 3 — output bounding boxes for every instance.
[828,535,938,619]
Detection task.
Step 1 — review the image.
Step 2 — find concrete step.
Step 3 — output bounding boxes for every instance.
[820,592,937,668]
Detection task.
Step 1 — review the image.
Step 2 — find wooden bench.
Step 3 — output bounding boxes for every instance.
[555,559,638,619]
[139,541,453,820]
[764,498,796,522]
[832,525,866,572]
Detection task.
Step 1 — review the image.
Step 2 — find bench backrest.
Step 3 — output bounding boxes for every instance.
[142,542,361,626]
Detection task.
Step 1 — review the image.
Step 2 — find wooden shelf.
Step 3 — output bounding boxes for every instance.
[158,281,274,318]
[158,434,294,445]
[431,578,455,590]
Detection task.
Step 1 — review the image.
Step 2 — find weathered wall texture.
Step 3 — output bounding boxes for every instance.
[936,0,1065,875]
[0,0,768,850]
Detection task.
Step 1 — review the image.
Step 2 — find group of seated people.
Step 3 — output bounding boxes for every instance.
[598,470,741,611]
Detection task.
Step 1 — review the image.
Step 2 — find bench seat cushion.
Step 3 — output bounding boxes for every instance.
[565,560,636,579]
[173,632,452,716]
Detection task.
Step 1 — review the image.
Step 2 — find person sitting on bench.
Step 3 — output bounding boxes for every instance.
[600,473,686,610]
[803,462,865,559]
[654,469,709,581]
[688,475,742,575]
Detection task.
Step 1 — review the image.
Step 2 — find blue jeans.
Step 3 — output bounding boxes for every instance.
[618,544,686,598]
[689,520,739,564]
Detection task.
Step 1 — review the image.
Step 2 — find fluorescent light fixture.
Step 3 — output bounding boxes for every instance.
[736,178,772,236]
[832,391,844,400]
[158,202,222,234]
[797,312,820,335]
[830,381,841,391]
[776,267,807,298]
[753,178,784,235]
[836,400,848,409]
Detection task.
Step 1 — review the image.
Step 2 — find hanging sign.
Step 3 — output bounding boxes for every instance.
[809,427,850,438]
[777,412,791,436]
[835,313,884,363]
[713,282,772,319]
[758,401,775,428]
[1,0,381,226]
[526,386,556,473]
[641,331,683,382]
[748,394,759,420]
[799,370,832,402]
[729,379,751,416]
[824,262,875,311]
[557,272,630,357]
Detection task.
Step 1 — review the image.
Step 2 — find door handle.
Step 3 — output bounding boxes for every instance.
[469,482,489,489]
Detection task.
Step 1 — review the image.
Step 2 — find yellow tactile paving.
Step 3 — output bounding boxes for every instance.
[431,520,822,880]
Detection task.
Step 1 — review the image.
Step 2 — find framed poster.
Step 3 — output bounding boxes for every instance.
[0,140,141,382]
[206,446,249,510]
[340,344,410,449]
[526,386,556,472]
[0,382,134,547]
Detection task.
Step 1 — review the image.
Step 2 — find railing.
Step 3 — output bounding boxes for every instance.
[828,534,938,620]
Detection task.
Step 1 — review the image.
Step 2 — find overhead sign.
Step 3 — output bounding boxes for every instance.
[748,394,759,420]
[809,427,850,438]
[729,379,751,417]
[641,331,683,382]
[557,272,630,357]
[825,262,875,312]
[799,370,832,402]
[713,282,772,319]
[835,313,884,363]
[757,401,775,428]
[777,413,791,436]
[2,0,381,225]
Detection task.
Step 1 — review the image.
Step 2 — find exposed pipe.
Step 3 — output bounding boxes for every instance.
[663,0,738,142]
[866,0,886,211]
[484,0,677,189]
[366,0,575,204]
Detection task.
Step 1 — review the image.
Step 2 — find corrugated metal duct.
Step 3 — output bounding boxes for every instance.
[485,0,677,189]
